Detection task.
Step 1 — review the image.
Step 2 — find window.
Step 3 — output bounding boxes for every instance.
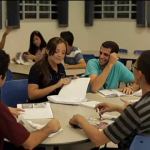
[19,0,58,20]
[94,1,136,19]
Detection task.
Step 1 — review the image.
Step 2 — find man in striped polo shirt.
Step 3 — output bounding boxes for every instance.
[69,50,150,150]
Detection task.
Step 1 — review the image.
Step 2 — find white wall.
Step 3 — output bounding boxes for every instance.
[0,1,150,58]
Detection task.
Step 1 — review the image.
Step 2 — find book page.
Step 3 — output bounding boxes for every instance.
[17,103,53,119]
[48,95,87,105]
[58,78,90,98]
[80,101,101,109]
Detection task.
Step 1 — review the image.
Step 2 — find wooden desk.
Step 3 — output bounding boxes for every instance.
[9,63,85,79]
[30,93,139,150]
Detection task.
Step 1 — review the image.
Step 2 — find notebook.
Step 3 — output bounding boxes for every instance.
[99,89,130,98]
[18,115,62,137]
[17,102,53,119]
[80,101,101,109]
[132,89,142,97]
[47,78,90,105]
[13,52,34,65]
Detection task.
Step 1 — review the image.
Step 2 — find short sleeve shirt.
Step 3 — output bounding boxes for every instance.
[104,91,150,150]
[28,60,66,103]
[85,59,134,92]
[64,46,84,65]
[0,100,30,150]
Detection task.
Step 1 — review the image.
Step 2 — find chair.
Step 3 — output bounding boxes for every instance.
[129,135,150,150]
[119,49,128,53]
[134,50,144,54]
[1,79,29,108]
[83,54,95,63]
[6,69,13,81]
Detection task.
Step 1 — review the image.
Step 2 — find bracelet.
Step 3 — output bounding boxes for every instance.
[128,86,134,90]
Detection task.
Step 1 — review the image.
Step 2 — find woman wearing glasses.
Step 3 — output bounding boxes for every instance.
[28,37,71,103]
[69,50,150,150]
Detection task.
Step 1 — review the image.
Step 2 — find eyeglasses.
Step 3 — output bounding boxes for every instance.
[99,51,110,57]
[131,64,138,70]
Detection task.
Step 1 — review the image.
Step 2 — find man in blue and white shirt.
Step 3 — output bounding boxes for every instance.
[60,31,86,69]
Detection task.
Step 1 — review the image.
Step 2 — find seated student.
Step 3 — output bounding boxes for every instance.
[0,49,61,150]
[84,41,140,94]
[60,31,86,69]
[24,30,47,62]
[0,27,11,50]
[28,37,71,103]
[69,50,150,150]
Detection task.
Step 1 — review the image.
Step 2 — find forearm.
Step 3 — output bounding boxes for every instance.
[65,63,86,69]
[22,125,52,149]
[0,35,6,49]
[91,64,113,93]
[78,117,110,147]
[29,84,59,100]
[115,105,125,113]
[132,83,140,92]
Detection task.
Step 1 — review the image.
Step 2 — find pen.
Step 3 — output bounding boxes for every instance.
[97,108,102,120]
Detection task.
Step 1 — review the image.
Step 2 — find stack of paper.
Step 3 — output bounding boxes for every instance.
[80,101,101,109]
[18,116,62,137]
[17,102,53,119]
[47,78,90,105]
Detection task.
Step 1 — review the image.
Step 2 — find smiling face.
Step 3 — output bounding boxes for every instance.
[48,42,66,65]
[33,35,41,47]
[99,46,111,66]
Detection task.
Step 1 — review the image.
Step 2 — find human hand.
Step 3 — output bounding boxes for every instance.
[94,102,119,115]
[3,27,11,37]
[120,86,134,95]
[69,114,85,126]
[56,77,71,88]
[24,53,35,60]
[9,107,25,116]
[47,118,61,133]
[108,53,119,66]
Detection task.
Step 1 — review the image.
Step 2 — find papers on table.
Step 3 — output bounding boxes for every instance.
[17,102,53,119]
[80,101,101,109]
[47,78,90,105]
[18,116,62,138]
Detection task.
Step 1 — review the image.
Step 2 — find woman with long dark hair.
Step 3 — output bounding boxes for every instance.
[28,37,71,103]
[24,31,47,62]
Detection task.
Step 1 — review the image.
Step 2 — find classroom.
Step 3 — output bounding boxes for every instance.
[0,1,150,150]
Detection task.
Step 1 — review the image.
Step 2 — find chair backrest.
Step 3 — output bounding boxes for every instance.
[119,49,128,53]
[6,69,13,81]
[83,54,95,63]
[1,79,29,108]
[134,50,144,54]
[129,135,150,150]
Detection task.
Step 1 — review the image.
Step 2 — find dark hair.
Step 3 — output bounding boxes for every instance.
[0,49,10,79]
[137,50,150,85]
[28,31,46,55]
[35,37,66,85]
[101,41,119,53]
[60,31,74,46]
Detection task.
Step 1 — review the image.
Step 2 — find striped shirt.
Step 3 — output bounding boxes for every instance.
[104,91,150,150]
[64,46,84,65]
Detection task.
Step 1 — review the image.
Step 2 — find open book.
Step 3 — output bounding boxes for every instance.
[18,115,62,137]
[47,78,91,105]
[132,89,142,97]
[14,52,34,65]
[17,102,53,119]
[80,101,101,109]
[99,89,131,98]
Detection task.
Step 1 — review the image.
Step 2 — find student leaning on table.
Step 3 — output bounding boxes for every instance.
[69,50,150,150]
[0,49,61,150]
[60,31,86,69]
[28,37,71,103]
[84,41,140,94]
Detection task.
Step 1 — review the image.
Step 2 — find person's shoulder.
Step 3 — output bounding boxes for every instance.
[72,46,81,52]
[88,58,99,64]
